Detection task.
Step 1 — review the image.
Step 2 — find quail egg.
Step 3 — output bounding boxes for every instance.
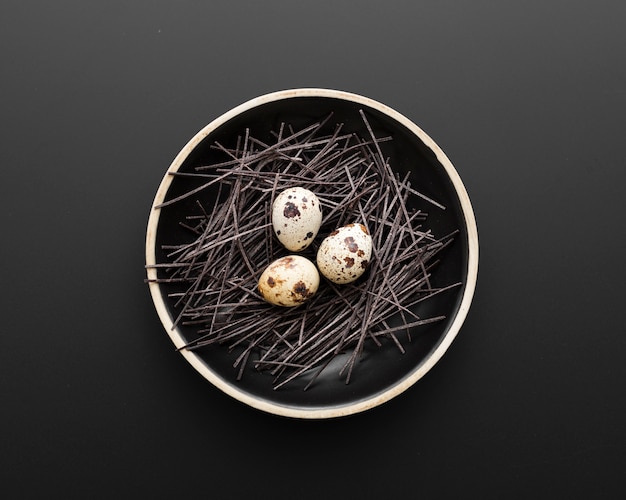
[258,255,320,307]
[316,223,373,284]
[272,187,322,251]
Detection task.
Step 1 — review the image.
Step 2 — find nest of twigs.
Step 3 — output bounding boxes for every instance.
[147,110,460,390]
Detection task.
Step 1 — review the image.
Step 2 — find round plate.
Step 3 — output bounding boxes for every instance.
[145,88,478,418]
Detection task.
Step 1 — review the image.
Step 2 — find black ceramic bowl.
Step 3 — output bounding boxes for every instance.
[145,89,478,418]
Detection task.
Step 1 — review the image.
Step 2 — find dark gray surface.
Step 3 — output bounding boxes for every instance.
[2,1,625,498]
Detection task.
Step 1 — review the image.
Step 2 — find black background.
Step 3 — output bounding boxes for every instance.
[2,1,625,498]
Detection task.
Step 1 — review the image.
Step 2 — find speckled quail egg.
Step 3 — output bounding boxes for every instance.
[258,255,320,307]
[316,223,373,284]
[272,187,322,251]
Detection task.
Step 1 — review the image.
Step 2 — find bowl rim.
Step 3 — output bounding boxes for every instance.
[145,88,479,419]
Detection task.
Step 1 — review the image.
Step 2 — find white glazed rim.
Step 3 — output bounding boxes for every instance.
[145,88,479,419]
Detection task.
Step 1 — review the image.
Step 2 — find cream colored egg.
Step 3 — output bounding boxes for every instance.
[272,187,322,251]
[258,255,320,307]
[316,223,373,284]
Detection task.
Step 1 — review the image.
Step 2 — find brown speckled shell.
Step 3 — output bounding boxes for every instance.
[271,187,322,251]
[316,223,372,284]
[258,255,320,307]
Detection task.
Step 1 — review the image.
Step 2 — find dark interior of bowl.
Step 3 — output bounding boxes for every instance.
[153,96,469,411]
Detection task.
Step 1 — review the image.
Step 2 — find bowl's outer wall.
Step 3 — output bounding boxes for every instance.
[146,90,478,417]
